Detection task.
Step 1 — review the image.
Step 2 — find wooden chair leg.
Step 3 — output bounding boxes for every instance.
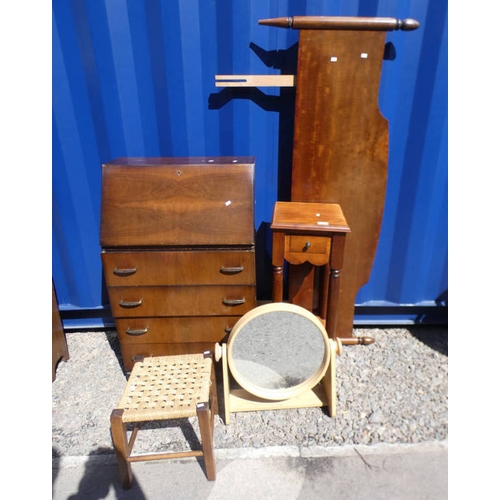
[110,409,133,489]
[196,401,216,481]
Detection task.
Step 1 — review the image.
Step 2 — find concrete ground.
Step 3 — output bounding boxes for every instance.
[52,441,447,499]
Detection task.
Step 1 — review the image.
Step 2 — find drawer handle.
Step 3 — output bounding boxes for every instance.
[119,299,143,308]
[303,242,311,251]
[113,267,137,277]
[220,266,244,275]
[224,326,233,334]
[223,298,246,306]
[125,327,148,336]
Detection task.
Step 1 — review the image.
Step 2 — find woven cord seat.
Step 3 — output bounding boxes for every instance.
[110,352,218,488]
[117,353,213,422]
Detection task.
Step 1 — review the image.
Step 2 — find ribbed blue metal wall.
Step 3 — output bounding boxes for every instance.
[52,0,447,327]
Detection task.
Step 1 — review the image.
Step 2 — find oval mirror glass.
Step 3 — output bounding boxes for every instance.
[227,302,330,400]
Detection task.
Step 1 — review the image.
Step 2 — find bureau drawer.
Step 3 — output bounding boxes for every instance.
[115,316,238,344]
[108,285,256,318]
[102,250,255,286]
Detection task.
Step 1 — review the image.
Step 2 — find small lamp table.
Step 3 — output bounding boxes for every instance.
[271,201,350,339]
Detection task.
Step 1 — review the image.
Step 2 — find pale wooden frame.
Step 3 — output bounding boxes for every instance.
[216,302,341,424]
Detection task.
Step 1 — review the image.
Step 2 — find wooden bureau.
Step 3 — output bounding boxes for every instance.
[100,157,256,372]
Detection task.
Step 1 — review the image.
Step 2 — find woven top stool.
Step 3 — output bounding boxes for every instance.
[110,351,218,489]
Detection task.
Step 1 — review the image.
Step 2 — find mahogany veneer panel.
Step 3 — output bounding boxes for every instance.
[107,285,255,318]
[101,157,255,247]
[290,30,389,337]
[102,250,255,286]
[115,317,239,345]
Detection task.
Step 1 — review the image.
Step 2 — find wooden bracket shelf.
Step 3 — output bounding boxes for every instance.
[215,74,295,88]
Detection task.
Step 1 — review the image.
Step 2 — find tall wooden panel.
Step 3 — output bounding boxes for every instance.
[259,17,419,339]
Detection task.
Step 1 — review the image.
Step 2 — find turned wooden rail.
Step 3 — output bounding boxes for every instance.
[258,16,419,31]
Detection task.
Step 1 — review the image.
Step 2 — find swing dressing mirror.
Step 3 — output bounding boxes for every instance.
[227,302,330,401]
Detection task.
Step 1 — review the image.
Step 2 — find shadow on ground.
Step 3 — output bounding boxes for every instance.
[408,325,448,356]
[53,446,148,499]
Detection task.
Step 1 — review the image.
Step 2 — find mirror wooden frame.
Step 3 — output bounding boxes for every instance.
[215,302,342,424]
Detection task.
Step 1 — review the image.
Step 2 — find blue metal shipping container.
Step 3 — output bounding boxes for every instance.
[52,0,447,328]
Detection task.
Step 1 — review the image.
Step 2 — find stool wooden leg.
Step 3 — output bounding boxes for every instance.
[110,409,133,489]
[209,357,218,422]
[197,401,216,481]
[203,350,218,421]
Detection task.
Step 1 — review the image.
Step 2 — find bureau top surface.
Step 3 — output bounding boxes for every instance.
[100,157,255,247]
[106,156,256,167]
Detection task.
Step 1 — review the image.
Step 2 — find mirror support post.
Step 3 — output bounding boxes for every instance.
[323,339,337,417]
